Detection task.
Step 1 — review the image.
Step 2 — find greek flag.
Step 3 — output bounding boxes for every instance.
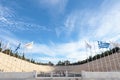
[98,41,110,48]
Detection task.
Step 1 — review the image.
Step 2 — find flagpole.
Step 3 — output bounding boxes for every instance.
[98,41,115,71]
[89,49,94,71]
[97,41,107,72]
[89,45,94,72]
[93,42,99,72]
[85,47,90,71]
[85,41,91,72]
[97,43,103,71]
[24,41,33,72]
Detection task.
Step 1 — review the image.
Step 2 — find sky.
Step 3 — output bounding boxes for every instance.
[0,0,120,64]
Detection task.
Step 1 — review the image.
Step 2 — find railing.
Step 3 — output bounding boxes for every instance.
[37,72,81,77]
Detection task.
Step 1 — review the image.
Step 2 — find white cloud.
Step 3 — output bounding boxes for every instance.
[24,40,100,63]
[0,19,51,32]
[55,12,79,37]
[55,27,66,37]
[64,13,78,36]
[0,6,14,18]
[94,7,120,39]
[109,35,120,42]
[35,57,74,64]
[39,0,68,15]
[0,6,13,25]
[66,51,87,62]
[25,40,85,56]
[57,0,120,42]
[87,0,120,42]
[0,5,51,32]
[40,0,62,5]
[55,10,95,38]
[25,43,56,57]
[35,40,106,63]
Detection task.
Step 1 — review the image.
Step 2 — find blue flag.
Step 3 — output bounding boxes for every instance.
[98,41,110,48]
[14,43,21,52]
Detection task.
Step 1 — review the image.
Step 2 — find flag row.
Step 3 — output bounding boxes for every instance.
[0,41,33,52]
[85,41,120,49]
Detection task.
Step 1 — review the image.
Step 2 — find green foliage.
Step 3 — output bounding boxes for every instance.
[56,61,63,66]
[48,61,54,66]
[56,60,70,66]
[88,56,92,62]
[22,53,25,60]
[2,49,11,55]
[0,42,1,48]
[14,52,19,58]
[0,48,2,52]
[30,59,35,63]
[69,47,120,65]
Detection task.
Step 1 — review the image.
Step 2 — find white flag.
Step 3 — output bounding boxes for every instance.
[85,41,92,49]
[2,42,9,51]
[110,42,120,48]
[3,42,9,50]
[25,41,33,49]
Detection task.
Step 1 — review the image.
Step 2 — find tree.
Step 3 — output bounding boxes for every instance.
[22,53,25,60]
[2,49,11,55]
[0,42,1,48]
[88,56,92,62]
[14,52,19,58]
[31,59,35,63]
[48,61,54,66]
[0,48,2,52]
[0,42,2,52]
[56,61,63,66]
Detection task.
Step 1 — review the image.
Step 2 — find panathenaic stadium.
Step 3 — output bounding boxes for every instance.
[0,50,120,80]
[1,0,120,80]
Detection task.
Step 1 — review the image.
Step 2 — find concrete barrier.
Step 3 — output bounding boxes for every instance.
[81,71,120,80]
[0,72,35,79]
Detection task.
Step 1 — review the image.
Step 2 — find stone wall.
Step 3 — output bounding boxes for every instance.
[0,52,120,72]
[54,53,120,72]
[0,52,54,72]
